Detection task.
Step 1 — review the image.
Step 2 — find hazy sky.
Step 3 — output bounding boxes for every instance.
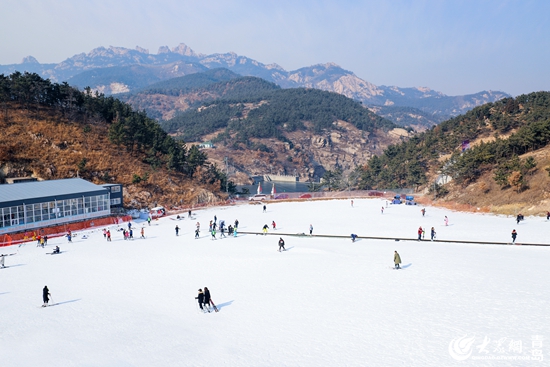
[1,0,549,96]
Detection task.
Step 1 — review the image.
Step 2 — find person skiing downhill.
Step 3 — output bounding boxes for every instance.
[0,254,5,268]
[195,289,205,311]
[195,228,200,239]
[511,229,518,243]
[278,237,285,252]
[394,251,402,270]
[42,286,51,307]
[262,224,269,235]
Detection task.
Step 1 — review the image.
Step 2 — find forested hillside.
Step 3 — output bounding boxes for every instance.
[121,69,280,120]
[355,92,550,213]
[162,87,397,143]
[0,72,232,207]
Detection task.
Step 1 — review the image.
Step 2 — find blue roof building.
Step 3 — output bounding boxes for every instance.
[0,178,114,235]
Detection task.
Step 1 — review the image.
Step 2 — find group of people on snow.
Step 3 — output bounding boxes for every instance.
[195,287,217,312]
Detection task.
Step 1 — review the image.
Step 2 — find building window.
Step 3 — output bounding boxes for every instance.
[110,198,121,205]
[110,186,121,193]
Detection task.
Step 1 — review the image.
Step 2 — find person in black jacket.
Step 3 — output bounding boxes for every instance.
[278,237,286,252]
[42,286,51,307]
[204,287,211,311]
[195,289,205,311]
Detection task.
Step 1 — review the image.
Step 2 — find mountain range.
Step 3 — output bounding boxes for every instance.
[0,43,510,127]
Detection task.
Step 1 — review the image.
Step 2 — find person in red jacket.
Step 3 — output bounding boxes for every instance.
[417,226,423,241]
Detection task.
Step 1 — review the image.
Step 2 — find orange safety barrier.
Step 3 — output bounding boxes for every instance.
[0,215,133,247]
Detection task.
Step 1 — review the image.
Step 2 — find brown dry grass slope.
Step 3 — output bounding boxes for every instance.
[0,106,223,209]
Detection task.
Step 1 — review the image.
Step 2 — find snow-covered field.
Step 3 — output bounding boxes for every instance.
[1,199,549,366]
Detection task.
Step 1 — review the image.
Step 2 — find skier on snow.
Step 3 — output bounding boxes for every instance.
[278,237,286,252]
[430,227,436,241]
[196,289,205,311]
[417,226,423,241]
[42,286,51,306]
[511,229,518,243]
[175,225,179,236]
[203,287,211,311]
[309,224,313,236]
[272,221,276,229]
[53,246,60,254]
[394,251,402,270]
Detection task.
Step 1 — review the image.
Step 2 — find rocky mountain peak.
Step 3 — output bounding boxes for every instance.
[158,46,171,54]
[171,43,198,57]
[135,46,149,54]
[21,56,39,64]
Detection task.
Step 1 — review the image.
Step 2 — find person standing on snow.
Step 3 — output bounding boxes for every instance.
[211,228,217,240]
[381,206,384,214]
[394,251,402,270]
[234,219,239,229]
[511,229,518,243]
[421,208,426,217]
[196,289,205,311]
[278,237,286,252]
[444,216,449,226]
[272,221,276,230]
[263,205,266,213]
[175,225,179,236]
[262,224,269,235]
[42,286,51,307]
[203,287,211,311]
[309,224,313,236]
[417,226,423,241]
[0,254,5,268]
[430,227,436,241]
[107,230,111,242]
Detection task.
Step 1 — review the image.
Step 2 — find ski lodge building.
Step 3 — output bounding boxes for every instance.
[0,178,123,236]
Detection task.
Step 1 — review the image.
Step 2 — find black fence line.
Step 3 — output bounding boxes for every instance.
[237,231,550,247]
